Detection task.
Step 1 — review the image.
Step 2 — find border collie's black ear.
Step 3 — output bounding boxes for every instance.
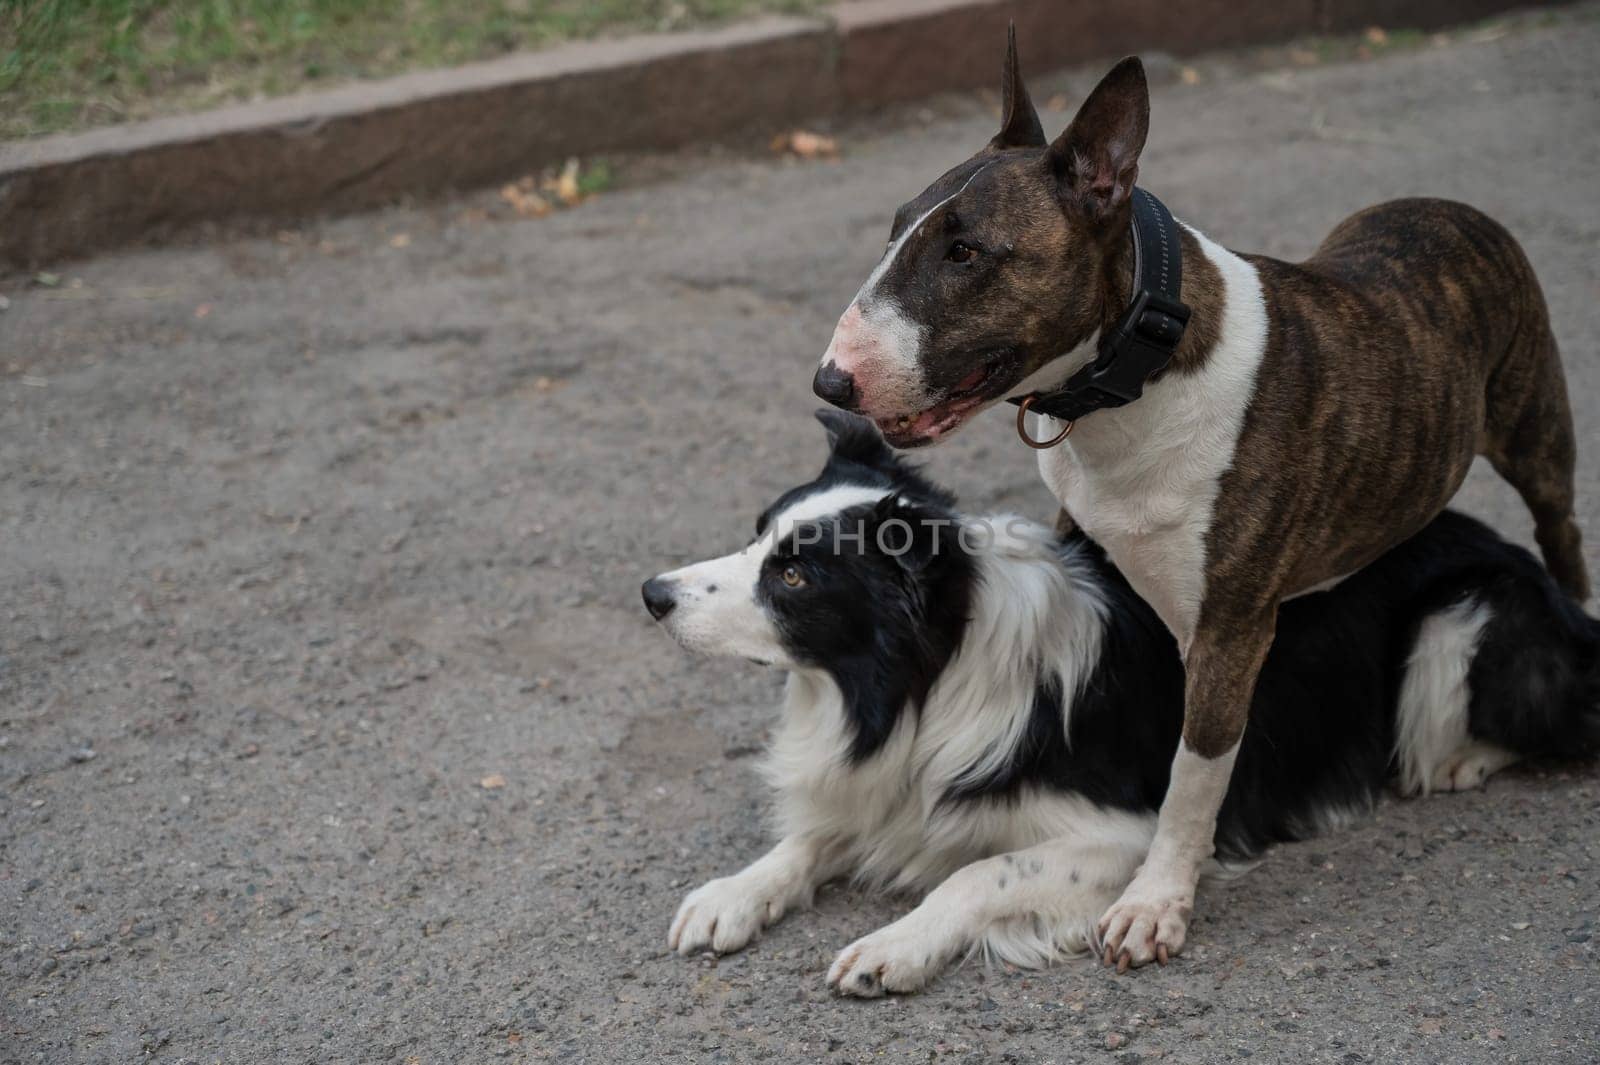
[815,408,894,468]
[815,409,958,509]
[988,24,1046,151]
[870,493,943,574]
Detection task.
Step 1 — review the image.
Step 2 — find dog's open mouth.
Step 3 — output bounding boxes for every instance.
[875,354,1012,448]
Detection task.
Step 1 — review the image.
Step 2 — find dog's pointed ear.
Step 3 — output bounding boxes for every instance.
[988,24,1045,151]
[1044,56,1149,222]
[869,494,948,574]
[815,408,893,467]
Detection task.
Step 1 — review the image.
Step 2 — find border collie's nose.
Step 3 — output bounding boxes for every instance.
[812,362,857,409]
[641,577,677,620]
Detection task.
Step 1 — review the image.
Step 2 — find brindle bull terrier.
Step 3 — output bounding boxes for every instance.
[811,35,1588,971]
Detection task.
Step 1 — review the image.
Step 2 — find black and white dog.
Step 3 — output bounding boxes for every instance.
[641,411,1600,995]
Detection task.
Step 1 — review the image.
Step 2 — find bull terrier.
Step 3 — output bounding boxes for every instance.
[812,32,1588,971]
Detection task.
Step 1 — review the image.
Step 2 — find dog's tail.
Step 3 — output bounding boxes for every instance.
[1463,571,1600,761]
[1394,531,1600,796]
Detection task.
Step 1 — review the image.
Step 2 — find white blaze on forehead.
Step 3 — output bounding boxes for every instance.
[768,484,893,543]
[820,165,993,413]
[660,483,891,588]
[858,163,993,308]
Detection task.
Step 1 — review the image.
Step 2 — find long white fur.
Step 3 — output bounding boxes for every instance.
[1393,597,1503,795]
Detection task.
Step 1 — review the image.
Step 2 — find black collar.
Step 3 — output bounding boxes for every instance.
[1008,187,1190,437]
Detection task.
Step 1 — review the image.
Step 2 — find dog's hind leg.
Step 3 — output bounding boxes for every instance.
[1428,740,1520,793]
[826,817,1153,997]
[1484,318,1590,601]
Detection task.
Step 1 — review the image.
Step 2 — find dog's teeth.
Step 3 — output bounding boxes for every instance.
[897,416,911,428]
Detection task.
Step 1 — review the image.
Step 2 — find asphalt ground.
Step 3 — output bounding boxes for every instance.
[3,8,1599,1063]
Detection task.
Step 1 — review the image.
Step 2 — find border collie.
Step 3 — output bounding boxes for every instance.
[641,410,1599,995]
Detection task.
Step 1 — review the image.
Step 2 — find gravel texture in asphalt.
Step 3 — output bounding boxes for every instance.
[3,10,1599,1063]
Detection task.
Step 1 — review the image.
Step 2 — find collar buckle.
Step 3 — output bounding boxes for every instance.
[1133,292,1191,347]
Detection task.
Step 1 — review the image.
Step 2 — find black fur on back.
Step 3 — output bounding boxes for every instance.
[944,511,1600,861]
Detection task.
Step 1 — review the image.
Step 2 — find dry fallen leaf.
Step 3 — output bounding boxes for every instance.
[1180,66,1200,85]
[480,773,507,790]
[1364,26,1389,46]
[389,233,412,249]
[1487,1028,1506,1041]
[500,180,552,219]
[1417,1018,1443,1036]
[1288,47,1320,66]
[194,303,212,319]
[791,130,837,159]
[548,157,583,206]
[771,129,839,160]
[1045,93,1069,111]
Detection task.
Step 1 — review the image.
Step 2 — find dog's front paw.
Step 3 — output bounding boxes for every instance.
[826,917,958,998]
[1096,883,1191,972]
[668,876,784,955]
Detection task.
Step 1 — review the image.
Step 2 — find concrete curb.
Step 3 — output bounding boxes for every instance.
[0,0,1554,266]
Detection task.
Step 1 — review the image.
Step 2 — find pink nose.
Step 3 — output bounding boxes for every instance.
[823,304,872,378]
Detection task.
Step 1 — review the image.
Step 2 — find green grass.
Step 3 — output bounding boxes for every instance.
[0,0,823,139]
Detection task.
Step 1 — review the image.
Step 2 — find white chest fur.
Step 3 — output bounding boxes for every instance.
[1035,227,1269,650]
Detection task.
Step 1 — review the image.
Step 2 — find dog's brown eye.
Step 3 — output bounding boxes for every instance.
[781,565,805,588]
[946,241,977,264]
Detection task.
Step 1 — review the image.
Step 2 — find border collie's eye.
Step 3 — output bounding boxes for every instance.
[780,565,805,588]
[946,241,977,264]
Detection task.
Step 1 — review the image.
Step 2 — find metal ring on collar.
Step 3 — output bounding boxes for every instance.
[1015,394,1074,449]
